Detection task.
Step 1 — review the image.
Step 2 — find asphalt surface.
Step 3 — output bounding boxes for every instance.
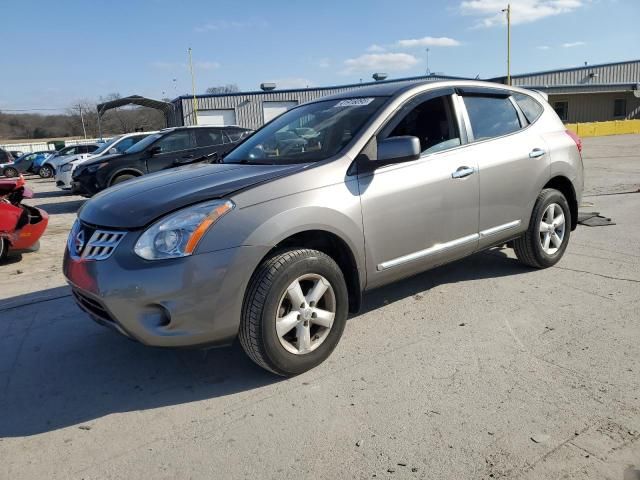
[1,135,639,479]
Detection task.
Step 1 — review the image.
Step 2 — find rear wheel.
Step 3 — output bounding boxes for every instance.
[239,248,349,376]
[514,188,571,268]
[39,165,53,178]
[111,174,137,186]
[3,167,18,178]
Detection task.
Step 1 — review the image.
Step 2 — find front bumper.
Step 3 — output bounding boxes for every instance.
[71,171,101,197]
[63,230,269,348]
[55,169,73,190]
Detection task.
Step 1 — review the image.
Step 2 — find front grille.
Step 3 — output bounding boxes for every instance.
[68,221,125,261]
[72,288,114,324]
[82,230,125,260]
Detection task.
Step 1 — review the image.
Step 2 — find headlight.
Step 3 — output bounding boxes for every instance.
[85,162,107,173]
[134,200,235,260]
[61,163,73,172]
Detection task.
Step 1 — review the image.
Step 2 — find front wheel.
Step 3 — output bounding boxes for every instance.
[39,165,53,178]
[110,174,137,186]
[514,188,571,268]
[239,248,349,376]
[3,167,18,178]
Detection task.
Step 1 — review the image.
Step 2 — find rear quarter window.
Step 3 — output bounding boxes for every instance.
[513,93,544,124]
[463,95,522,140]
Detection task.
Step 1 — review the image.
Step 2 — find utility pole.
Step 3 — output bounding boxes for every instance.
[425,48,430,75]
[188,47,199,125]
[79,104,87,139]
[502,4,511,85]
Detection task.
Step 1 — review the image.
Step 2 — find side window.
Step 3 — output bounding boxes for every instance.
[154,131,194,153]
[115,137,136,152]
[386,95,461,154]
[513,93,544,124]
[554,101,569,122]
[195,129,224,147]
[463,95,522,140]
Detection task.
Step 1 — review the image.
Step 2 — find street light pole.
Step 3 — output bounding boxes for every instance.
[502,4,511,85]
[188,47,199,125]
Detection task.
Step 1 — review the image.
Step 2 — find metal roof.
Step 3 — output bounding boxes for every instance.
[96,95,175,116]
[489,58,640,82]
[171,73,470,102]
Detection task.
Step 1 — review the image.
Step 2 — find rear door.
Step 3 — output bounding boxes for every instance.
[458,88,550,248]
[146,130,197,173]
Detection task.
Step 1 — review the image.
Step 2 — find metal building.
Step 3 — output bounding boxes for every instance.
[167,74,465,129]
[166,60,640,129]
[491,59,640,123]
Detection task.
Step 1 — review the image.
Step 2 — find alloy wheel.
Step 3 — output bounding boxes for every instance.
[539,203,566,255]
[275,274,336,355]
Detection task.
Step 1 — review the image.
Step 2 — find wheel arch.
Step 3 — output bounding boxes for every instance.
[543,175,578,230]
[256,229,363,314]
[108,168,144,186]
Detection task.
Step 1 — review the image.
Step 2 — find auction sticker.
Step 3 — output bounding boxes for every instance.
[334,98,375,107]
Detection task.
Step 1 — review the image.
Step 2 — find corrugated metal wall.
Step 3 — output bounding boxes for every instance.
[511,60,640,87]
[548,91,640,123]
[171,76,454,129]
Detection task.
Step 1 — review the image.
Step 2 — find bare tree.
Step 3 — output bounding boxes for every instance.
[205,84,240,94]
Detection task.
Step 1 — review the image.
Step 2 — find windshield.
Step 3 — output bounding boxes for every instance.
[125,133,163,154]
[92,136,122,155]
[223,97,387,164]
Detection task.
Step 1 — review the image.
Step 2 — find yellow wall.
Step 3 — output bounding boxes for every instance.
[565,119,640,137]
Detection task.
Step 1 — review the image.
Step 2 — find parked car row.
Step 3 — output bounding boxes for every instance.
[71,126,253,196]
[2,126,254,197]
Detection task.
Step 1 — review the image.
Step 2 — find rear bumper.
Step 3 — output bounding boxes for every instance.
[63,233,270,348]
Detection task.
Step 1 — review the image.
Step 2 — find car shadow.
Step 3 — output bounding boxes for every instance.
[32,199,85,215]
[33,189,74,199]
[358,247,526,314]
[0,247,526,438]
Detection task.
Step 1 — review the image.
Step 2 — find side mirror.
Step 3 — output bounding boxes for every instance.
[147,146,161,156]
[376,136,421,165]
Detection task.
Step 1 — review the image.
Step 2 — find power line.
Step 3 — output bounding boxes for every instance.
[1,107,68,112]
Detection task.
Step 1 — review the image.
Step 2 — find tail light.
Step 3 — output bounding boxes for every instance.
[565,130,582,155]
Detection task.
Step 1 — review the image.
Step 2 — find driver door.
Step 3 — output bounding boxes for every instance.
[358,91,480,289]
[146,130,197,173]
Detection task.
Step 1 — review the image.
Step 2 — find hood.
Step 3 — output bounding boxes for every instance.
[79,162,308,228]
[74,152,119,166]
[79,152,124,169]
[50,153,81,166]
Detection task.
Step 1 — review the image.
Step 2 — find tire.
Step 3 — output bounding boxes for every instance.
[0,238,8,263]
[514,188,571,268]
[111,174,136,186]
[39,165,53,178]
[3,167,18,178]
[239,248,349,376]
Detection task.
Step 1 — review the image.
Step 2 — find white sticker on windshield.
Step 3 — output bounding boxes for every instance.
[334,98,375,107]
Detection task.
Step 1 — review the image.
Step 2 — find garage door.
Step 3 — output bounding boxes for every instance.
[263,101,298,123]
[197,109,237,126]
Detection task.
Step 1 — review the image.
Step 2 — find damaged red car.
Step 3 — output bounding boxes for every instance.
[0,176,48,261]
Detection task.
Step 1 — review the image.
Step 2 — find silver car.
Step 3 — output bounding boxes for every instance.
[63,80,583,376]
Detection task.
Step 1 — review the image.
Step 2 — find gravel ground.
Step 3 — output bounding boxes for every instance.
[1,135,639,479]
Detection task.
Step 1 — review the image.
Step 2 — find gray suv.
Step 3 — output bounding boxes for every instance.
[63,80,583,376]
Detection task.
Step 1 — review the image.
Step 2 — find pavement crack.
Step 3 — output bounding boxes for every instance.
[552,266,640,284]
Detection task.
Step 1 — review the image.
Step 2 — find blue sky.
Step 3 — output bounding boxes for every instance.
[2,0,638,112]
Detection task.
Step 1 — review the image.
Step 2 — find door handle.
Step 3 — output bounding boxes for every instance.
[529,148,546,158]
[451,166,475,179]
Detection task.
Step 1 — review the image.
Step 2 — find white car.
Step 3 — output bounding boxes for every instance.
[39,144,102,178]
[55,132,155,191]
